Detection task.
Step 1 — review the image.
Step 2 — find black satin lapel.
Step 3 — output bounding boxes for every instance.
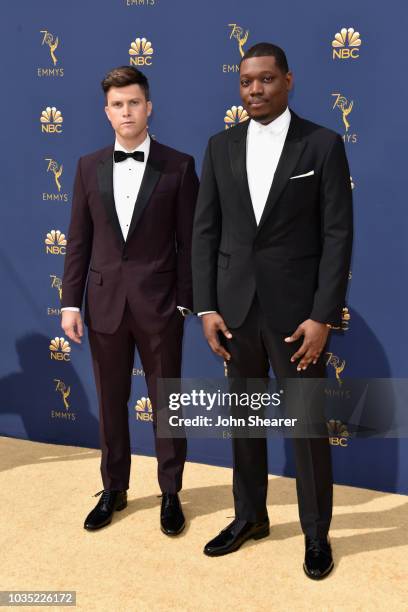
[229,123,257,229]
[97,156,125,247]
[257,135,306,231]
[126,157,163,243]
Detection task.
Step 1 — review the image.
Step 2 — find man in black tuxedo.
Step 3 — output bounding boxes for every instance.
[192,43,353,578]
[61,66,198,534]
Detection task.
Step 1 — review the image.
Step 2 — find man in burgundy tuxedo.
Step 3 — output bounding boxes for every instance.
[61,66,199,534]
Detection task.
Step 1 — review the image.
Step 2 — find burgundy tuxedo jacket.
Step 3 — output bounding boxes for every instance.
[62,139,199,334]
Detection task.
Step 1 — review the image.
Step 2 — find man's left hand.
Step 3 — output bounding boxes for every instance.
[284,319,330,371]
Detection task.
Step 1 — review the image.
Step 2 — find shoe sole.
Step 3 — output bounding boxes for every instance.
[303,560,334,580]
[204,526,270,557]
[84,501,127,531]
[160,521,186,537]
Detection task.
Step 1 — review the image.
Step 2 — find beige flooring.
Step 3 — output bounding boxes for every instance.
[0,436,407,611]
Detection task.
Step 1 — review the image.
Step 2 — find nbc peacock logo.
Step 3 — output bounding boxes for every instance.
[224,105,249,130]
[40,106,63,134]
[45,230,67,255]
[49,337,71,362]
[327,419,350,447]
[332,27,361,60]
[134,396,153,422]
[129,37,154,66]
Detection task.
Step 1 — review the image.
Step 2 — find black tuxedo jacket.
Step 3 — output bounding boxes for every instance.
[192,110,353,333]
[62,139,199,334]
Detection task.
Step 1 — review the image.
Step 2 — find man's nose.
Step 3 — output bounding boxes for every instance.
[122,104,131,116]
[249,79,264,96]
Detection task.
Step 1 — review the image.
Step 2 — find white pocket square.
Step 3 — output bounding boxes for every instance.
[289,170,315,180]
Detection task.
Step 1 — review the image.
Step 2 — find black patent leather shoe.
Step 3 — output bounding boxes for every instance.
[84,489,127,531]
[160,493,185,536]
[204,518,270,557]
[303,536,334,580]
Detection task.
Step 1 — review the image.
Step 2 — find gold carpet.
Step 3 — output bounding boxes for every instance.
[0,436,407,611]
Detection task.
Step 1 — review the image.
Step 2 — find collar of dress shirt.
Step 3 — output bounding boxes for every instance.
[114,133,151,156]
[248,106,291,136]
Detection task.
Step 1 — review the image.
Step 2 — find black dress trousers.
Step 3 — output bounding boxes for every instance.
[223,296,333,539]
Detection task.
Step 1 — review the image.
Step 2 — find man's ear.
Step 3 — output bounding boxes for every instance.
[147,100,153,117]
[286,71,294,91]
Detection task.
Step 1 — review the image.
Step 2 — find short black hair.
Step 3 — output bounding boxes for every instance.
[101,66,150,100]
[240,42,289,73]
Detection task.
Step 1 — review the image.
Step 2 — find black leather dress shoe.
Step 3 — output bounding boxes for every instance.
[84,489,127,531]
[160,493,185,536]
[204,518,270,557]
[303,536,334,579]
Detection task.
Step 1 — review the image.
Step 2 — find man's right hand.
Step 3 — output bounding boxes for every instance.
[201,313,232,361]
[61,311,84,344]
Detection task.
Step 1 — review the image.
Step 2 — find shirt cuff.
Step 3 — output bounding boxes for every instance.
[197,311,217,317]
[177,305,192,317]
[61,307,80,312]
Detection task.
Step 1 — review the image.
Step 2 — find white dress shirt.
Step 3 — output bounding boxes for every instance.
[198,107,291,317]
[246,106,291,224]
[113,135,150,240]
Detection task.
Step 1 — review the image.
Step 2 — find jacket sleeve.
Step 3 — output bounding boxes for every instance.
[175,156,199,310]
[310,135,353,326]
[61,157,93,308]
[192,138,222,313]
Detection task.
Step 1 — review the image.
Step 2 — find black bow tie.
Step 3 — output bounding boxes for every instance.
[114,150,145,163]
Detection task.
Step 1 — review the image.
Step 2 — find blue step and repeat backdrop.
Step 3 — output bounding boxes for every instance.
[1,0,407,494]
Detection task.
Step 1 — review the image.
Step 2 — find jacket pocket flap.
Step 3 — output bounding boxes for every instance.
[217,252,230,269]
[88,269,102,285]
